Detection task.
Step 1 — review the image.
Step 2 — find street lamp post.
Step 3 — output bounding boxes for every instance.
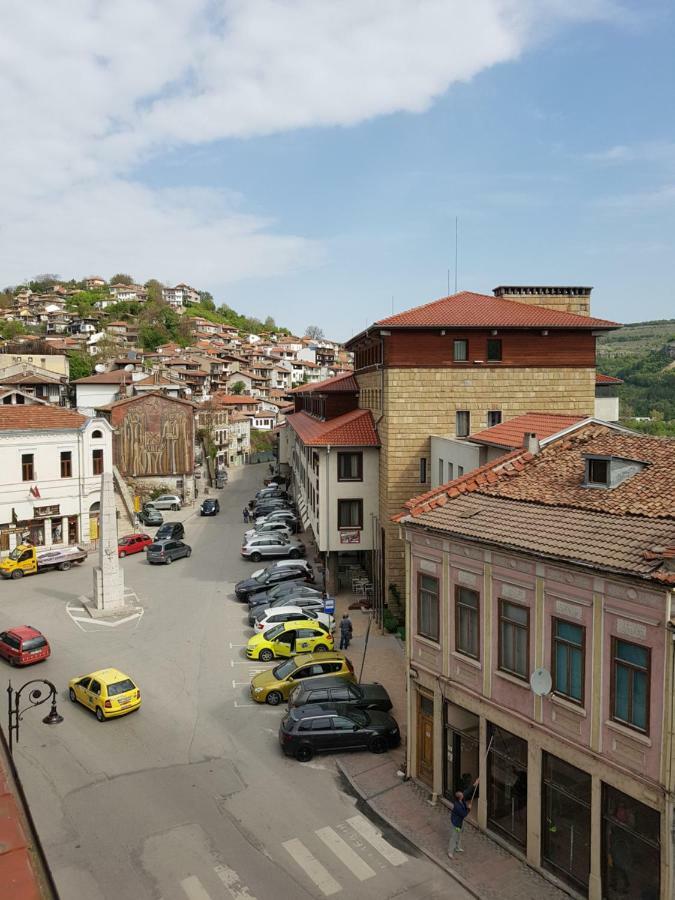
[7,679,63,757]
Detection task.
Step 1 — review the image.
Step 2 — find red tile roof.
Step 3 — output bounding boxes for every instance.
[286,409,379,447]
[212,393,259,406]
[74,369,132,384]
[357,291,619,333]
[469,413,586,449]
[0,406,87,430]
[596,373,624,384]
[288,372,359,395]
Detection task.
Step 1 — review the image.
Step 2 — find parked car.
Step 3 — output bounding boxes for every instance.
[279,705,400,761]
[244,521,292,542]
[200,498,220,516]
[155,522,185,541]
[146,539,192,565]
[253,606,334,633]
[149,494,182,511]
[247,620,333,661]
[255,510,300,533]
[68,668,141,721]
[241,535,305,562]
[138,505,163,526]
[288,677,393,712]
[118,533,153,558]
[248,590,327,626]
[254,488,290,502]
[235,565,313,601]
[0,626,51,667]
[250,652,355,705]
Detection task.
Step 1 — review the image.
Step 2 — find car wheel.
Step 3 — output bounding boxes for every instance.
[165,556,172,565]
[296,744,314,763]
[259,648,274,662]
[289,549,300,559]
[95,707,105,722]
[59,561,72,571]
[314,644,328,653]
[186,549,192,557]
[172,504,179,511]
[11,570,23,579]
[8,656,16,667]
[250,552,262,562]
[69,688,76,702]
[369,736,387,754]
[119,551,126,559]
[265,691,282,705]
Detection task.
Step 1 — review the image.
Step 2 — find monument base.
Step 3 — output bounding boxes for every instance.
[78,588,143,620]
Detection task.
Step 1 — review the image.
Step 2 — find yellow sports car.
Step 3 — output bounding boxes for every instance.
[246,620,333,661]
[68,668,141,721]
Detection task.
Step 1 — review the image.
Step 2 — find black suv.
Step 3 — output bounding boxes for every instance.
[155,522,185,541]
[200,498,220,516]
[279,704,400,762]
[235,565,313,601]
[288,678,393,712]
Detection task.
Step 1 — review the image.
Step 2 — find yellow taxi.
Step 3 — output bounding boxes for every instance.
[250,651,354,705]
[247,620,333,661]
[68,668,141,722]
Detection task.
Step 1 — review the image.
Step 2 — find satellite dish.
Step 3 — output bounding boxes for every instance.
[530,667,552,697]
[124,364,134,372]
[94,364,106,373]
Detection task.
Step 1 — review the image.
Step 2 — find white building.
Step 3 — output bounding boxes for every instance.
[73,369,146,415]
[162,284,200,308]
[0,406,113,554]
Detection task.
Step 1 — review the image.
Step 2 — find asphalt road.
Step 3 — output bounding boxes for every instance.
[2,464,470,900]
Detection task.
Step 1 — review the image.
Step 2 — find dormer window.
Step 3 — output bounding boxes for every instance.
[583,454,646,489]
[587,458,609,486]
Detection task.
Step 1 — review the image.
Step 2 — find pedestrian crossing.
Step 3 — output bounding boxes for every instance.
[164,814,407,899]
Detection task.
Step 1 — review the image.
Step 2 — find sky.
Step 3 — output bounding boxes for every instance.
[1,1,673,340]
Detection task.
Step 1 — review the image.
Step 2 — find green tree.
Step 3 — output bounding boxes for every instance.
[0,320,27,340]
[199,291,215,310]
[305,324,324,340]
[230,380,246,395]
[67,350,95,380]
[144,279,164,303]
[110,273,134,285]
[263,316,276,331]
[138,323,167,351]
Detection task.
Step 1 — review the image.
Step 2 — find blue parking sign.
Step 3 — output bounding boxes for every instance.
[323,595,336,615]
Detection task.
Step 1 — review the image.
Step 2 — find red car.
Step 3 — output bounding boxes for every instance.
[0,626,51,666]
[118,533,153,558]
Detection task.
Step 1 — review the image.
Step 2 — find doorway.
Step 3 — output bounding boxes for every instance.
[417,693,434,786]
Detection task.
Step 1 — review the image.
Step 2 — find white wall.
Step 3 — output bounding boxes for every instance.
[595,396,620,422]
[430,435,482,488]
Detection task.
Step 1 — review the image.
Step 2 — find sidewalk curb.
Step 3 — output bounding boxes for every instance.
[336,759,482,900]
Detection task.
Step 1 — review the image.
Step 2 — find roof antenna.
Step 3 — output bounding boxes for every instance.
[454,216,459,294]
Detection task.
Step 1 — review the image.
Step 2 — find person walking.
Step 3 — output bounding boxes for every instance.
[339,614,352,650]
[243,507,249,523]
[447,778,479,859]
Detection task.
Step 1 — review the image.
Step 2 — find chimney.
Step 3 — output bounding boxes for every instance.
[523,432,540,454]
[493,285,592,317]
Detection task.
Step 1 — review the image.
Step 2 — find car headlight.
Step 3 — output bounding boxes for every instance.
[254,686,264,693]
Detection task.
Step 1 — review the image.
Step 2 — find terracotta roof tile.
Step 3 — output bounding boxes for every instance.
[469,413,586,450]
[288,372,359,395]
[286,409,379,447]
[596,373,624,384]
[0,406,87,430]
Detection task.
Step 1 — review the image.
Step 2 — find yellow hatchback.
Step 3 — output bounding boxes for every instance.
[68,668,141,722]
[247,620,333,661]
[250,652,355,705]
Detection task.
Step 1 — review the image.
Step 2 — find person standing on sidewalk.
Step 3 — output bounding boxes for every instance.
[447,778,478,859]
[339,614,352,650]
[243,507,249,523]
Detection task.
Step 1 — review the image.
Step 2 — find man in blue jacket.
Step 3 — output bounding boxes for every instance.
[448,778,479,859]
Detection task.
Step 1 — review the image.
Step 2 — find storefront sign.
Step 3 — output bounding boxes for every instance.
[339,529,360,544]
[34,505,60,518]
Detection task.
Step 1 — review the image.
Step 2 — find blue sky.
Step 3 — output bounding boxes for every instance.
[2,2,673,339]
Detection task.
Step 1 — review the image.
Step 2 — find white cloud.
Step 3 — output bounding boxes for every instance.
[585,141,675,164]
[0,0,619,288]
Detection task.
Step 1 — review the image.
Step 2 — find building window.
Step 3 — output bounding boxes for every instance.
[91,429,103,439]
[60,451,72,478]
[337,452,363,481]
[603,787,660,900]
[542,754,591,893]
[21,453,34,481]
[453,339,468,362]
[92,448,104,476]
[337,499,363,529]
[457,465,464,477]
[455,587,479,659]
[586,457,609,486]
[419,457,427,483]
[417,574,439,642]
[438,459,444,484]
[611,638,649,733]
[487,410,502,427]
[498,600,529,680]
[487,339,502,361]
[552,619,584,704]
[456,411,470,438]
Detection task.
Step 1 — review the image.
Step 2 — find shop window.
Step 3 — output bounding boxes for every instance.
[337,499,363,529]
[60,451,72,478]
[444,705,480,804]
[21,453,34,481]
[92,448,104,475]
[456,411,470,438]
[542,754,591,893]
[552,619,585,704]
[337,452,363,482]
[611,638,650,733]
[417,573,439,642]
[487,724,528,848]
[455,586,479,659]
[453,339,468,362]
[498,600,529,680]
[602,785,660,900]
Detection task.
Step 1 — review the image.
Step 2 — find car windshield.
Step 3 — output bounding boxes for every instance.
[107,678,135,696]
[264,624,284,640]
[8,547,25,561]
[273,658,296,680]
[253,571,270,584]
[347,709,368,727]
[22,636,47,651]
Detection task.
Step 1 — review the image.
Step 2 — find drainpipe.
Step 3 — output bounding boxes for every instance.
[77,424,84,545]
[325,444,331,594]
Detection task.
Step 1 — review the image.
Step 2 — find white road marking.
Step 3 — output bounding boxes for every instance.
[315,827,376,881]
[282,838,341,896]
[214,864,257,899]
[68,612,143,627]
[180,875,212,900]
[228,642,248,648]
[346,816,407,866]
